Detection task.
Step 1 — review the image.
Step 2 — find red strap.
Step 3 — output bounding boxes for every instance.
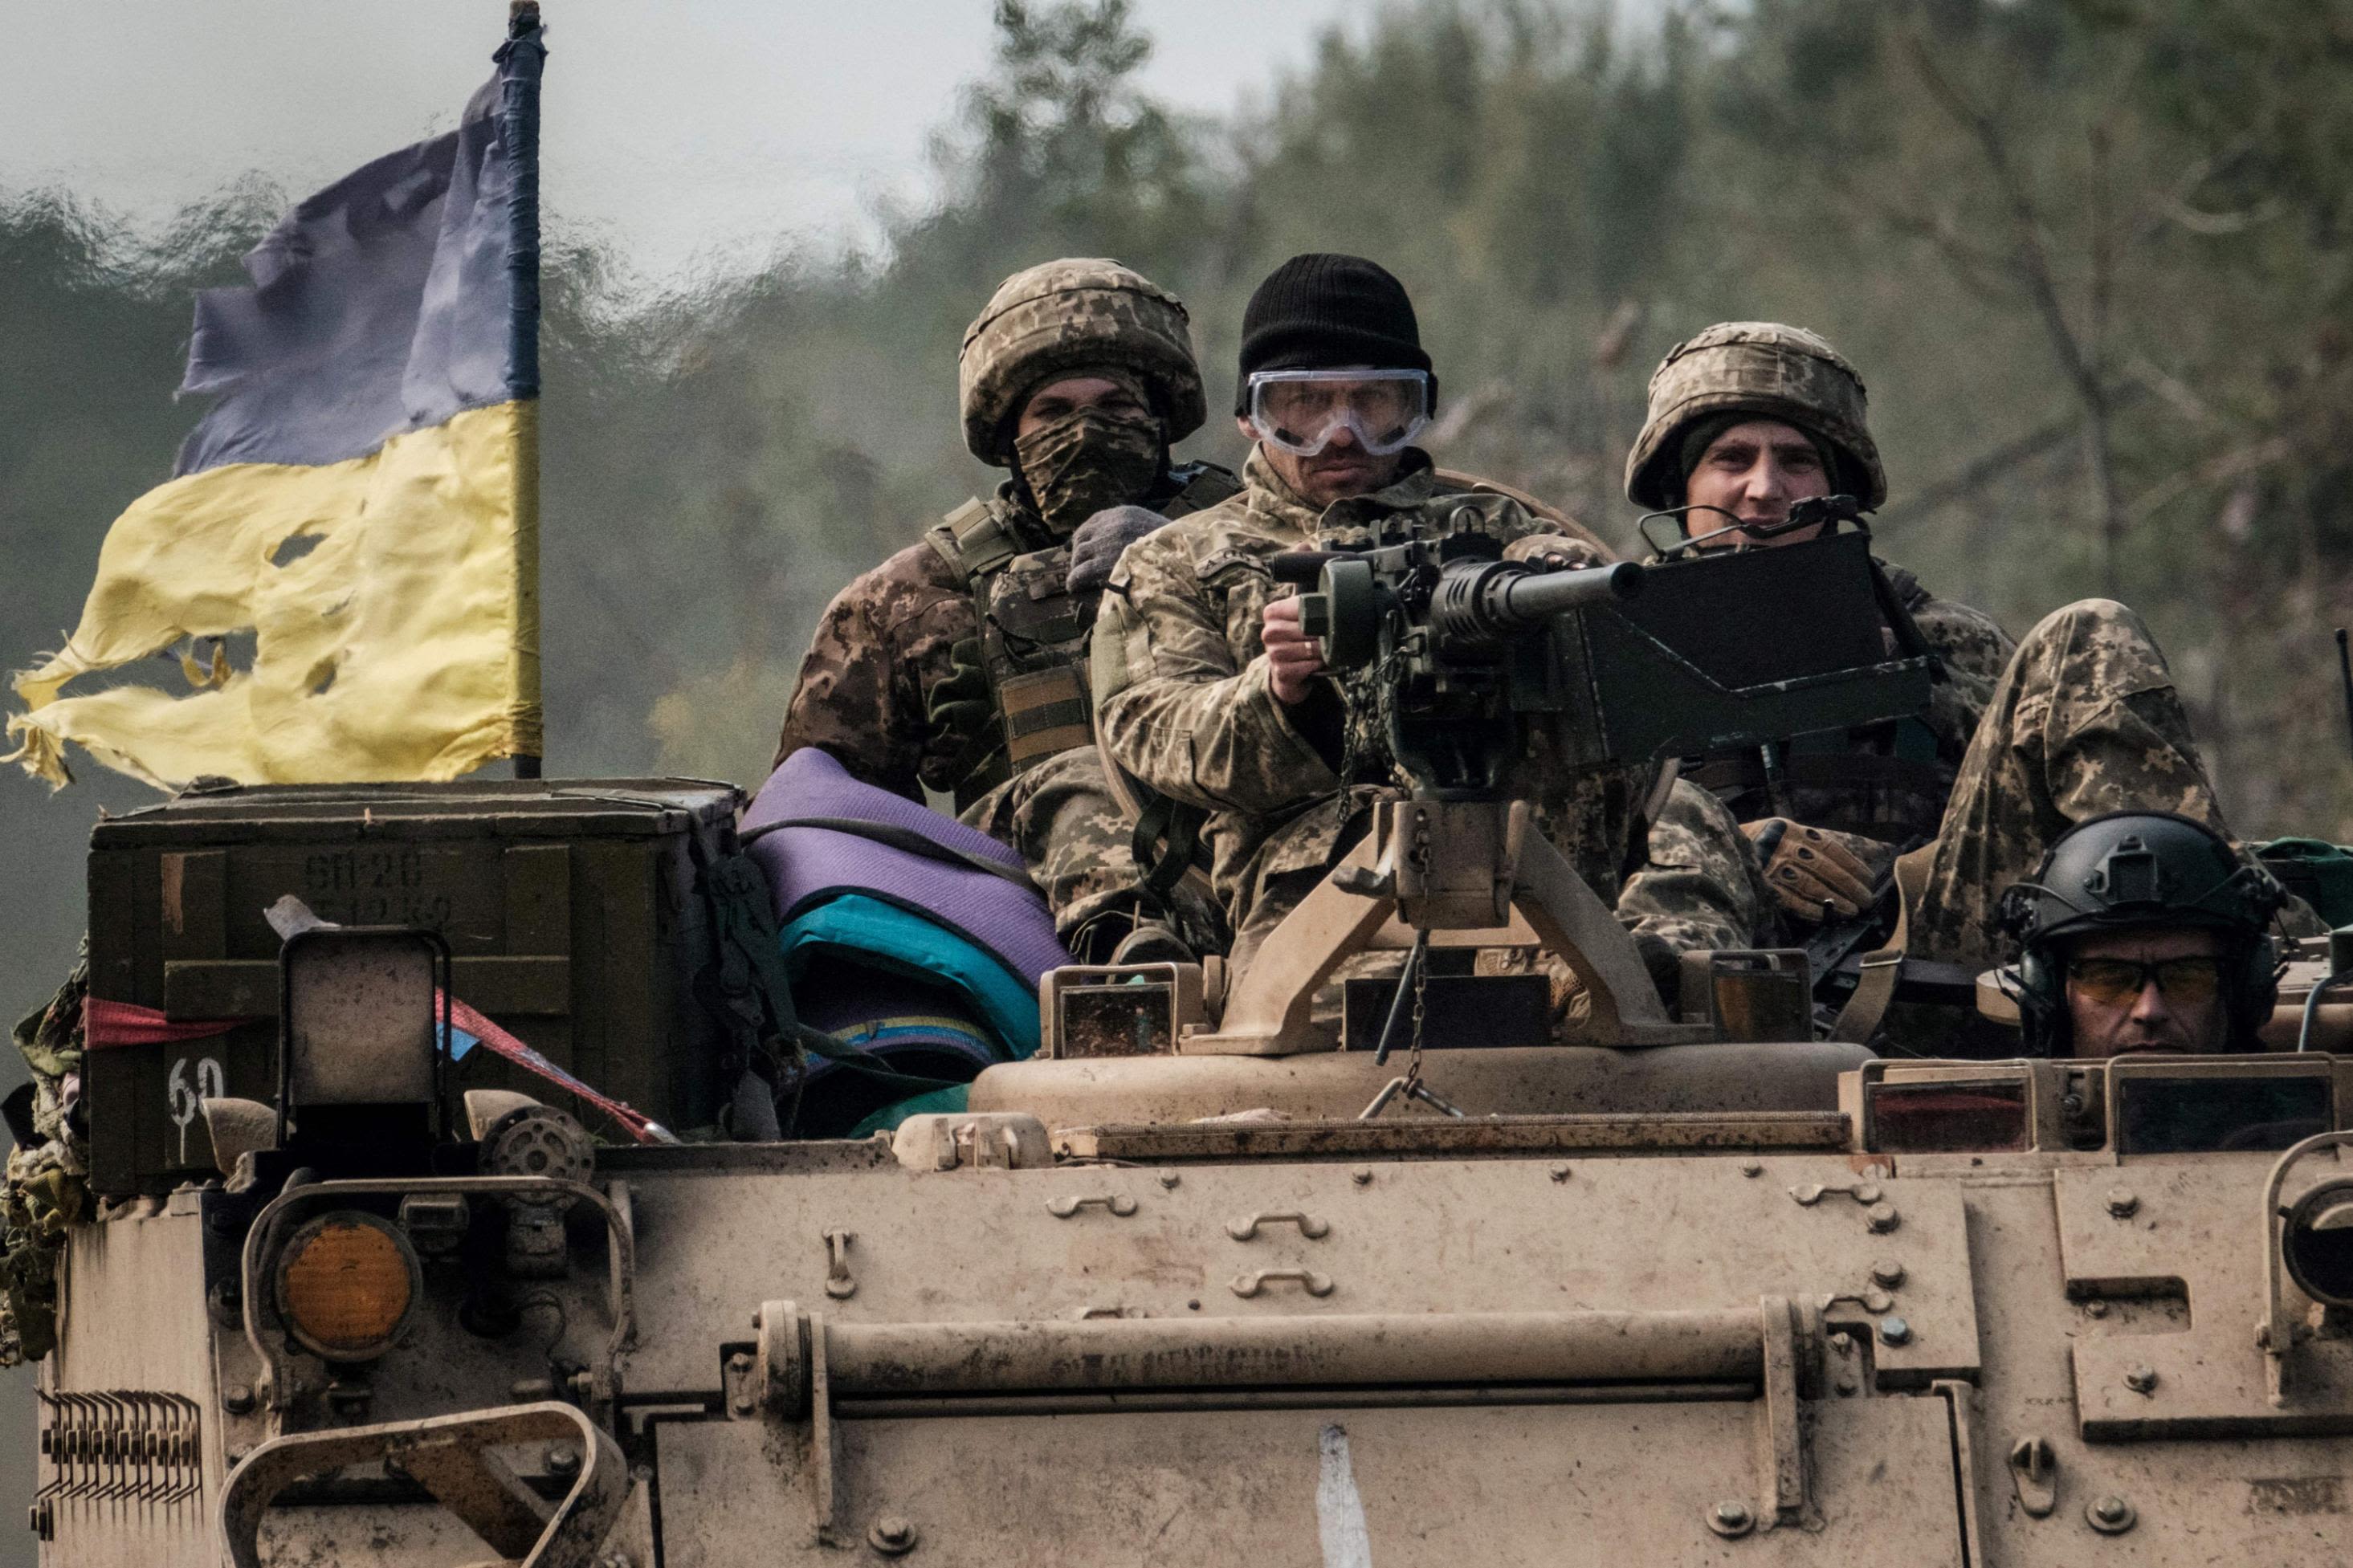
[441,994,677,1146]
[84,998,248,1049]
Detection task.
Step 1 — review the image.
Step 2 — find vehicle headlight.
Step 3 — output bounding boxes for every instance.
[273,1210,421,1360]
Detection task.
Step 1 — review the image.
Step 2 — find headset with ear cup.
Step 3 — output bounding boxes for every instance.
[1997,811,2286,1056]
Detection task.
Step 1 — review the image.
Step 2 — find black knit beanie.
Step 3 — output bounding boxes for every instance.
[1234,254,1435,414]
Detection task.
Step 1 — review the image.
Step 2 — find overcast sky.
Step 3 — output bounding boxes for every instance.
[2,1,1397,286]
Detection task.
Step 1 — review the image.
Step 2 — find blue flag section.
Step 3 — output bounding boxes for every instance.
[176,76,522,474]
[8,11,548,790]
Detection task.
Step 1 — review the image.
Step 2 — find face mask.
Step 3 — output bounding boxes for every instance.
[1014,407,1164,533]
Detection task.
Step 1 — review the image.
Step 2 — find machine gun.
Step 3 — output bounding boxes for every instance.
[1278,499,1936,796]
[1181,506,1934,1058]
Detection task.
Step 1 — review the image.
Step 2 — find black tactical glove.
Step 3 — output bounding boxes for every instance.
[927,637,1005,797]
[1066,505,1172,597]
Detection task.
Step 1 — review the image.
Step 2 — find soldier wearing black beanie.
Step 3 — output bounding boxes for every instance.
[1233,253,1437,415]
[1091,251,1772,1027]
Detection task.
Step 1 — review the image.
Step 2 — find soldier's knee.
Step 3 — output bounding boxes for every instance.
[2014,597,2161,671]
[1031,745,1112,790]
[2021,596,2140,643]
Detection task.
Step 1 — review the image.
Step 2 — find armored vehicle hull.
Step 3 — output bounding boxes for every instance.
[37,1054,2353,1566]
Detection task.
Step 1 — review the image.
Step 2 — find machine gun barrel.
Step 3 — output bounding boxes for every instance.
[1431,559,1643,646]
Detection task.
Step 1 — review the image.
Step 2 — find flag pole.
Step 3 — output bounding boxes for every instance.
[497,0,546,780]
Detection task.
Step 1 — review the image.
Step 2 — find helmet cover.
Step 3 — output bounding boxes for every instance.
[1625,321,1886,510]
[958,259,1207,466]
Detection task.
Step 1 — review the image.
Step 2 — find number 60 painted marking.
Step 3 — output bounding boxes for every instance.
[169,1055,226,1164]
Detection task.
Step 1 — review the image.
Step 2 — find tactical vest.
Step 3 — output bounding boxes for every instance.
[923,462,1240,808]
[1686,561,1956,848]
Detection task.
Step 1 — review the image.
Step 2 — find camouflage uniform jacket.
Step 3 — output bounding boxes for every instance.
[773,465,1234,804]
[1095,449,1661,921]
[1687,564,2015,848]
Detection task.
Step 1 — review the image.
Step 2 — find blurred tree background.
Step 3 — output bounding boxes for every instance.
[7,0,2353,1015]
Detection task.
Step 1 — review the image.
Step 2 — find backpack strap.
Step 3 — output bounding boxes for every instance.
[1829,844,1934,1045]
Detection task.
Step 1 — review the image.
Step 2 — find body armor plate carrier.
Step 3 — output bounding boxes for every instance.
[924,462,1240,805]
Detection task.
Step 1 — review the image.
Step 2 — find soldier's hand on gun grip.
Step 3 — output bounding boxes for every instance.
[1066,505,1171,597]
[928,637,1003,780]
[1743,817,1878,922]
[1260,595,1326,707]
[1503,533,1608,572]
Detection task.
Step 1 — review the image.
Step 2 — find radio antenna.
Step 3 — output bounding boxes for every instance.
[2338,628,2353,764]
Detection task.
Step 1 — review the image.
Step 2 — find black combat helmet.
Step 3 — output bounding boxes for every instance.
[1999,811,2286,1055]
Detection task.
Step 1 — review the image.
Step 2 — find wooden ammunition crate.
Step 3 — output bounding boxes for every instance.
[84,779,741,1193]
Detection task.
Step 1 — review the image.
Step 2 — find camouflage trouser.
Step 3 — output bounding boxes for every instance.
[1906,597,2319,970]
[1617,780,1776,959]
[960,747,1218,951]
[1224,779,1769,1038]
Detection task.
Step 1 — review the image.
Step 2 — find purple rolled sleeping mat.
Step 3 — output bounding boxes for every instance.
[740,747,1071,1097]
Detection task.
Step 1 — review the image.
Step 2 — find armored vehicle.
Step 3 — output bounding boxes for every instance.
[21,530,2353,1566]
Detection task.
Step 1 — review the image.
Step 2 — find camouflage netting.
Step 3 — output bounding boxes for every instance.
[2,947,91,1366]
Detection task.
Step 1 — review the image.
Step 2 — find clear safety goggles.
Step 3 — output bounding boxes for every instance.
[1246,369,1431,457]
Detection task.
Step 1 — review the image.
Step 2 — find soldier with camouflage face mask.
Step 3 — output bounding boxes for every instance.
[1626,322,2319,980]
[773,259,1238,963]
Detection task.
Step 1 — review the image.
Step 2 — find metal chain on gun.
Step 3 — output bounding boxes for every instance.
[1360,807,1465,1120]
[1404,806,1432,1085]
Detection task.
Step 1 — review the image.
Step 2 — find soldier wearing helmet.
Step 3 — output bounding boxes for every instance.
[1627,324,2017,909]
[773,259,1238,962]
[1625,322,2322,991]
[2000,812,2289,1057]
[1095,255,1772,1024]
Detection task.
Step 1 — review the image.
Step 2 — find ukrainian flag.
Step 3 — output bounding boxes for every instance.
[8,16,547,788]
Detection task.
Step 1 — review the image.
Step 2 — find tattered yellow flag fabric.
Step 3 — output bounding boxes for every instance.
[9,401,539,790]
[8,58,543,790]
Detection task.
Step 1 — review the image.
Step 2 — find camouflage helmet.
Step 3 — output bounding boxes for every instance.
[1623,322,1886,511]
[958,259,1208,466]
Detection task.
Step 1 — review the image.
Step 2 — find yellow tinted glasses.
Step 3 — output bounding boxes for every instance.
[2066,955,2222,1007]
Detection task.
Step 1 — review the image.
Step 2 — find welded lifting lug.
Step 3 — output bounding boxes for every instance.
[218,1403,626,1568]
[1231,1269,1336,1299]
[1047,1192,1137,1219]
[2008,1435,2057,1518]
[822,1229,857,1300]
[1788,1177,1887,1208]
[1226,1210,1330,1242]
